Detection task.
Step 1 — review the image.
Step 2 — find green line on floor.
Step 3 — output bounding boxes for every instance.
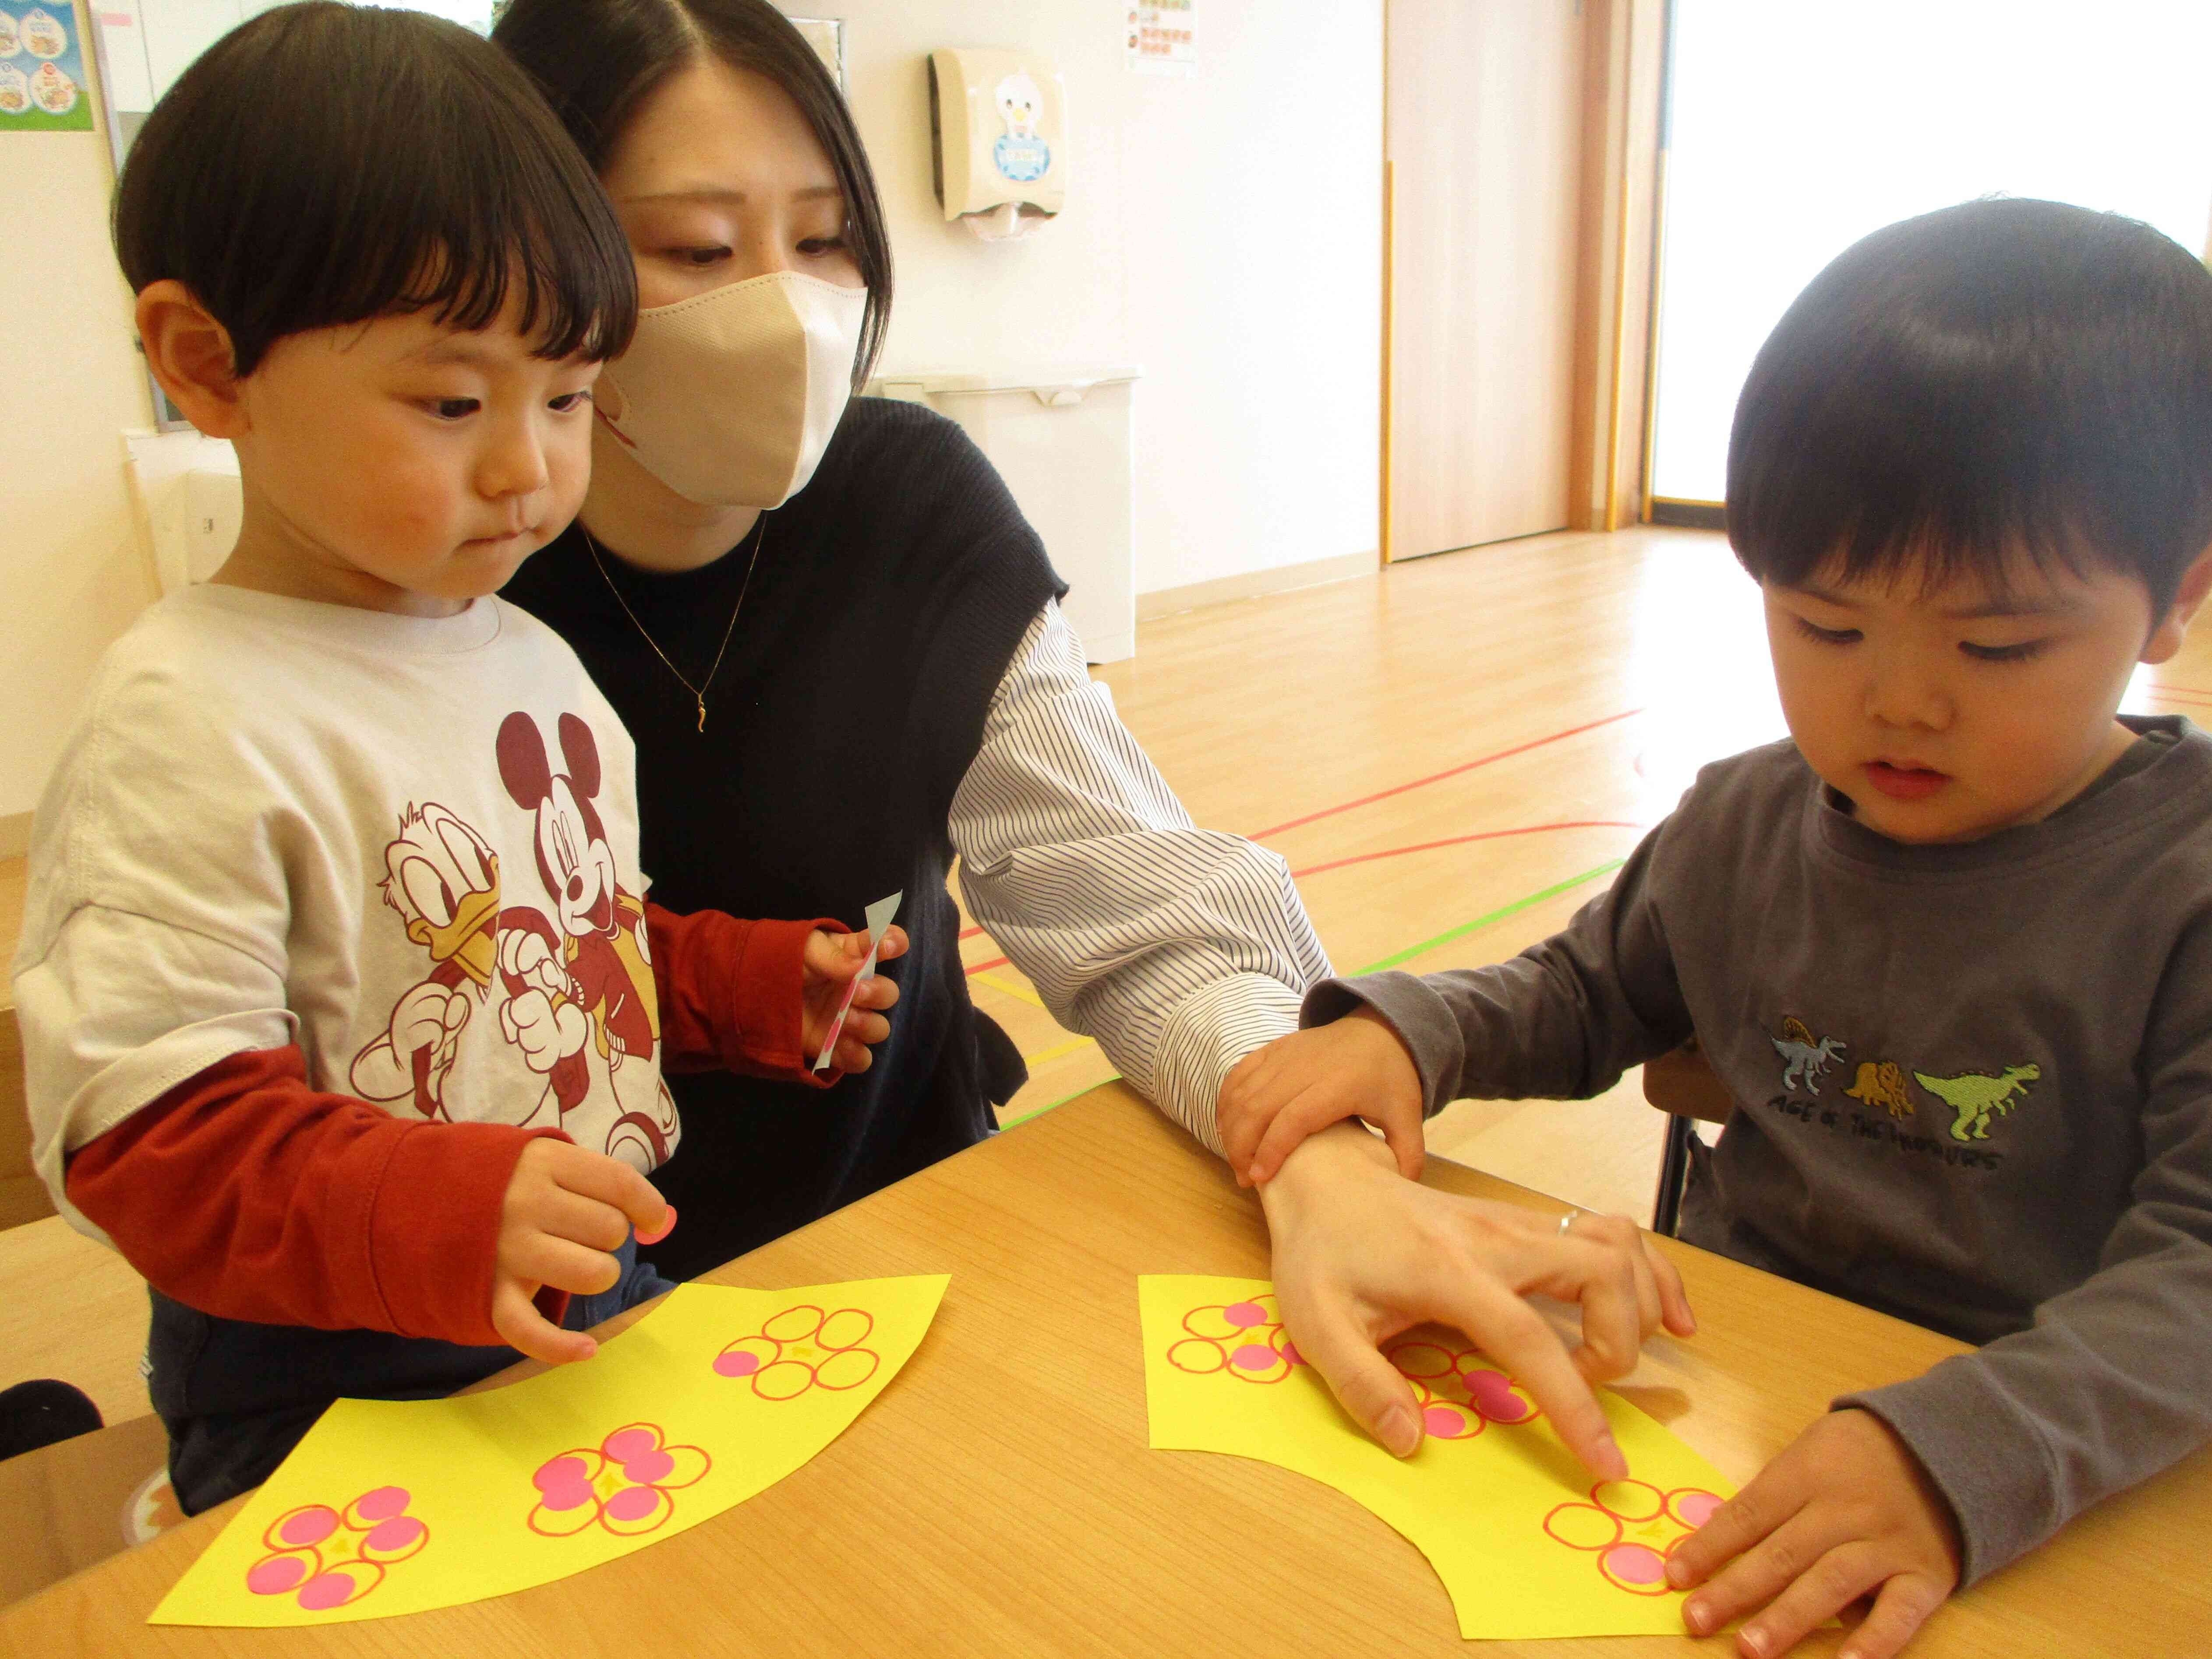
[996,857,1627,1133]
[1353,860,1625,974]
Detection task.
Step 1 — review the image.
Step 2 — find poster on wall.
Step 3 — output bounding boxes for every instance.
[1125,0,1194,78]
[1,0,96,131]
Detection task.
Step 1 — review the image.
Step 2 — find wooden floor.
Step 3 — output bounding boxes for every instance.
[12,521,2212,1430]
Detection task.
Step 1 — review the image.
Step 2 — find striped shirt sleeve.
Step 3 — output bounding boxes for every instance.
[951,601,1333,1154]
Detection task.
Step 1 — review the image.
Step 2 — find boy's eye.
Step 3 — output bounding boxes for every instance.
[1792,616,1860,647]
[1961,639,2049,664]
[430,398,479,420]
[677,245,731,267]
[548,390,594,414]
[798,235,848,257]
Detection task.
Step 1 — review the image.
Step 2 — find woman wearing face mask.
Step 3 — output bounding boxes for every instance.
[494,0,1689,1472]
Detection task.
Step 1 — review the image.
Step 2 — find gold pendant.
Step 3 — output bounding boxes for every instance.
[696,695,707,733]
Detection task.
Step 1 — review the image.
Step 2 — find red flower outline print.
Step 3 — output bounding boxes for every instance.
[527,1423,710,1538]
[1544,1478,1724,1594]
[1380,1335,1541,1441]
[1166,1293,1304,1383]
[243,1485,428,1610]
[713,1303,881,1398]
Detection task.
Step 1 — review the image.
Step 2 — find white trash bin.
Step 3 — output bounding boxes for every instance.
[869,367,1139,664]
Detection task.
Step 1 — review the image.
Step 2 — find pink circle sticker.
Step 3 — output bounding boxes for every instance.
[533,1455,589,1493]
[1465,1370,1531,1420]
[714,1351,762,1377]
[1230,1344,1276,1371]
[622,1449,675,1485]
[296,1571,356,1611]
[279,1507,338,1546]
[603,1428,656,1463]
[1423,1405,1468,1438]
[1604,1543,1667,1586]
[365,1516,424,1553]
[1223,1302,1266,1328]
[1672,1490,1724,1528]
[246,1555,307,1596]
[605,1484,660,1522]
[353,1485,409,1521]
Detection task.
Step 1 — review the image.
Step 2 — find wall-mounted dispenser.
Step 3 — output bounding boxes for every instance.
[928,48,1067,242]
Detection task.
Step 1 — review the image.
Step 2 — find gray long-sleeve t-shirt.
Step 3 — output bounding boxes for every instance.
[1305,719,2212,1584]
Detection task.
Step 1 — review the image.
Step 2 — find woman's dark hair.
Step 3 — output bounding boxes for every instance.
[114,2,636,377]
[493,0,892,389]
[1728,197,2212,613]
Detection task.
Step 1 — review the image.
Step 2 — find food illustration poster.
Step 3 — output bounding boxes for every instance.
[150,1276,951,1627]
[1125,0,1194,78]
[0,0,94,130]
[1139,1275,1739,1641]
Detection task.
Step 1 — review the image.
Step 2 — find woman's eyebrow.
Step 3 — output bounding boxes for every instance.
[619,184,845,205]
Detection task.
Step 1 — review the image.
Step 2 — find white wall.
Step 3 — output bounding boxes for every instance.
[0,1,160,825]
[827,0,1382,597]
[4,0,1382,822]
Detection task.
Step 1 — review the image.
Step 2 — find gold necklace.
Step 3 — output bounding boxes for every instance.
[581,515,767,733]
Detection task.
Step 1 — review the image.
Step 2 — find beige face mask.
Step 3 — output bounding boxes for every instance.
[594,271,869,508]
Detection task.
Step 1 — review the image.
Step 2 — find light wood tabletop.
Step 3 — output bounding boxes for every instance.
[4,1082,2205,1656]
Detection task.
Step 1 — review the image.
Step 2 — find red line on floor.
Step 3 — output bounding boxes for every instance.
[1247,709,1643,841]
[967,954,1011,976]
[1289,821,1646,880]
[2150,683,2212,698]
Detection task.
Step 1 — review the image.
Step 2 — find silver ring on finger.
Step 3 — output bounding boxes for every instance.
[1557,1207,1583,1238]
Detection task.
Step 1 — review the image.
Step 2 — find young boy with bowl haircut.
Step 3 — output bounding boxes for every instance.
[1218,198,2212,1658]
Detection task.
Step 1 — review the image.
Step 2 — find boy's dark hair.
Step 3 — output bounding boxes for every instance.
[115,2,636,376]
[494,0,892,390]
[1728,198,2212,614]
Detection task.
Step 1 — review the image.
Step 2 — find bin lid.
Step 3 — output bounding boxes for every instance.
[867,365,1142,396]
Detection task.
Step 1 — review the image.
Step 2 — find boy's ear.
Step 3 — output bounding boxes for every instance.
[2142,542,2212,665]
[135,281,248,438]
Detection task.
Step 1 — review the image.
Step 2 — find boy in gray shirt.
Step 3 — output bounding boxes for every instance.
[1218,198,2212,1659]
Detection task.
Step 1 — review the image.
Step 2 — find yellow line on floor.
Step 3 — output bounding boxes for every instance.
[975,972,1046,1010]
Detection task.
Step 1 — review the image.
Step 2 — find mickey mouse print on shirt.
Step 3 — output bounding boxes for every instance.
[350,710,678,1171]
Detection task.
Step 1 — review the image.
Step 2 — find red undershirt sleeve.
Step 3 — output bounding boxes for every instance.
[645,902,844,1085]
[64,1046,570,1347]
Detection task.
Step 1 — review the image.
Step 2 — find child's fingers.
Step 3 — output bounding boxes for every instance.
[1248,1089,1352,1186]
[1837,1570,1949,1659]
[1376,1111,1425,1181]
[839,1008,893,1047]
[1729,1539,1889,1659]
[554,1149,669,1240]
[1557,1241,1647,1383]
[873,926,908,963]
[491,1279,598,1367]
[1669,1471,1794,1591]
[850,974,900,1012]
[506,1233,625,1298]
[832,1034,875,1073]
[635,1204,678,1248]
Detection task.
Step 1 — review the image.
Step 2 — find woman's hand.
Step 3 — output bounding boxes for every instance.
[493,1139,671,1366]
[802,925,907,1071]
[1667,1408,1961,1659]
[1257,1121,1696,1473]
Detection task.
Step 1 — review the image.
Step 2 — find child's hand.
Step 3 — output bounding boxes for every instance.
[494,1139,671,1366]
[1218,1007,1426,1186]
[802,925,908,1072]
[1667,1408,1961,1659]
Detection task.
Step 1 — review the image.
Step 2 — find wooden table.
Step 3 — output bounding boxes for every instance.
[4,1084,2204,1655]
